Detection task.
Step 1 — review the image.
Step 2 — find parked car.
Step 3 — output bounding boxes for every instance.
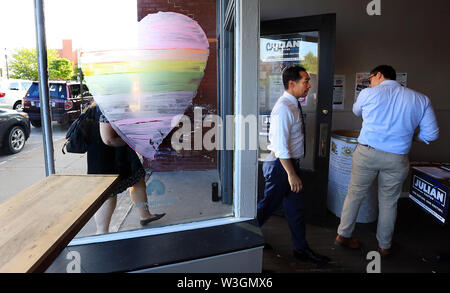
[22,81,93,127]
[0,79,33,110]
[0,108,31,154]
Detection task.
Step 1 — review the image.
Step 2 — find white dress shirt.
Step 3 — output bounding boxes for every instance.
[267,91,305,159]
[353,80,439,155]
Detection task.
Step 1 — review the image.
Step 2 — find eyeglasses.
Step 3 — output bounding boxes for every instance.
[366,74,375,83]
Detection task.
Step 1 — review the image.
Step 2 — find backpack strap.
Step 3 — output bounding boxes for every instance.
[62,141,68,154]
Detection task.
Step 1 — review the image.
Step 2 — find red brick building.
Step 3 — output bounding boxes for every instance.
[57,39,78,68]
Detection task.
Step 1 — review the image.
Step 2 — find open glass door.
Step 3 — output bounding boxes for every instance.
[259,31,319,171]
[259,14,336,221]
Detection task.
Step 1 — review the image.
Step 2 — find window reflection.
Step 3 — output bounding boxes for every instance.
[0,0,233,239]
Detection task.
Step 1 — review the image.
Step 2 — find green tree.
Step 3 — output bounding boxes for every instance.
[9,48,72,81]
[302,51,318,75]
[49,58,73,80]
[8,48,39,80]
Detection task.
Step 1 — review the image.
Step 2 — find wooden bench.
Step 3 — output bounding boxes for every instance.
[0,174,119,273]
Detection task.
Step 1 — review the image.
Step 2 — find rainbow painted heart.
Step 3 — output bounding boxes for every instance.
[80,12,209,159]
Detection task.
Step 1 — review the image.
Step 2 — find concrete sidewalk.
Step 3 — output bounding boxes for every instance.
[0,137,86,203]
[76,168,233,238]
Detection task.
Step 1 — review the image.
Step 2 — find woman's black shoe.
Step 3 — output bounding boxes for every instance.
[140,213,166,226]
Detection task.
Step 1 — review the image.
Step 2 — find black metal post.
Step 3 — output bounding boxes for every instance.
[34,0,55,176]
[79,69,84,111]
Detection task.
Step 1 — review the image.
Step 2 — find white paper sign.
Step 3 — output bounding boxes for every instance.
[354,72,370,102]
[269,74,285,108]
[333,75,345,110]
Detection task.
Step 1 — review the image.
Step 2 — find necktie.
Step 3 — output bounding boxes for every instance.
[298,101,306,157]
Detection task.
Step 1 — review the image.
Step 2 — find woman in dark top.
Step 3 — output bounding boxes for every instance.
[85,104,165,234]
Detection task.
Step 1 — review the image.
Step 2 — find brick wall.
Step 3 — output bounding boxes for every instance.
[57,40,78,69]
[137,0,218,172]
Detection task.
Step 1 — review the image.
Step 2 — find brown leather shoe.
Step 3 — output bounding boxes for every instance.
[335,235,361,249]
[378,247,392,257]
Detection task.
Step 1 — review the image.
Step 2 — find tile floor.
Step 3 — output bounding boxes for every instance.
[261,198,450,273]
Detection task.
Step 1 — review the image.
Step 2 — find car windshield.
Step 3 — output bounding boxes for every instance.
[26,83,39,98]
[26,83,66,98]
[70,84,89,97]
[49,84,66,98]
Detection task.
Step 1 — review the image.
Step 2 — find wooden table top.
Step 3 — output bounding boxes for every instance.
[0,174,119,273]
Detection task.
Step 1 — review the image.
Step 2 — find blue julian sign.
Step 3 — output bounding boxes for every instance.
[409,170,449,225]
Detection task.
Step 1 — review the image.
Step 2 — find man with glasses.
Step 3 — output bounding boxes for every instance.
[335,65,439,256]
[258,66,330,265]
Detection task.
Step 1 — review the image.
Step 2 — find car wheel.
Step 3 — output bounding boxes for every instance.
[6,126,26,154]
[31,120,41,127]
[13,101,23,111]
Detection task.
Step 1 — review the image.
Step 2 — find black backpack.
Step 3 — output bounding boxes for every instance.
[62,108,94,154]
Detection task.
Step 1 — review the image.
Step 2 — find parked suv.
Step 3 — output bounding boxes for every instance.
[22,81,92,127]
[0,79,33,110]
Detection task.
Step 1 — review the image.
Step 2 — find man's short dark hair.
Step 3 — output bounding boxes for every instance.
[370,65,396,80]
[282,66,307,90]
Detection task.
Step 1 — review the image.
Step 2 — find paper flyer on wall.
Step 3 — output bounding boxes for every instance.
[354,73,370,102]
[354,72,408,101]
[259,85,267,108]
[397,73,408,87]
[333,75,345,110]
[269,75,285,108]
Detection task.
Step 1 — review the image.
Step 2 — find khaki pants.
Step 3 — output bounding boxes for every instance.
[337,145,409,249]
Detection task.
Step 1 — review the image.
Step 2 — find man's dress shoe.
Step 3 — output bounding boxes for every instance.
[293,247,331,265]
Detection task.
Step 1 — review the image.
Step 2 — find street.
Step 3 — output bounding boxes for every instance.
[0,121,84,203]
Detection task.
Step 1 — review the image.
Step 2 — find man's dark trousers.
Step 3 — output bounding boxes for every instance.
[257,158,308,251]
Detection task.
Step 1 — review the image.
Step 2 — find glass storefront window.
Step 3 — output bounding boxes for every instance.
[72,0,233,238]
[0,0,234,240]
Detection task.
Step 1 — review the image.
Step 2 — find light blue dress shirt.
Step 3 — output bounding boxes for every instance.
[353,80,439,155]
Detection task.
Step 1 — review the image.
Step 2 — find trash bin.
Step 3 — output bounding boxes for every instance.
[327,130,378,223]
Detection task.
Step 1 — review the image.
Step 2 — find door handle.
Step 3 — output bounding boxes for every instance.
[319,123,328,158]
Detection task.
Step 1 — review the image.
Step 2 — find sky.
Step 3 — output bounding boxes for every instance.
[0,0,138,54]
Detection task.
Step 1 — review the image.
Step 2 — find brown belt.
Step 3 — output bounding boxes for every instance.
[358,143,374,149]
[358,143,379,152]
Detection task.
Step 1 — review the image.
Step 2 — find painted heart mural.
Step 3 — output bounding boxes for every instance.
[80,12,209,159]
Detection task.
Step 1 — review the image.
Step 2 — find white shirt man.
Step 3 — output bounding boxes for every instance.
[267,91,305,160]
[257,66,330,265]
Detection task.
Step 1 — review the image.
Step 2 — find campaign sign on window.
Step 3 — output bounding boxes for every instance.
[409,168,449,225]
